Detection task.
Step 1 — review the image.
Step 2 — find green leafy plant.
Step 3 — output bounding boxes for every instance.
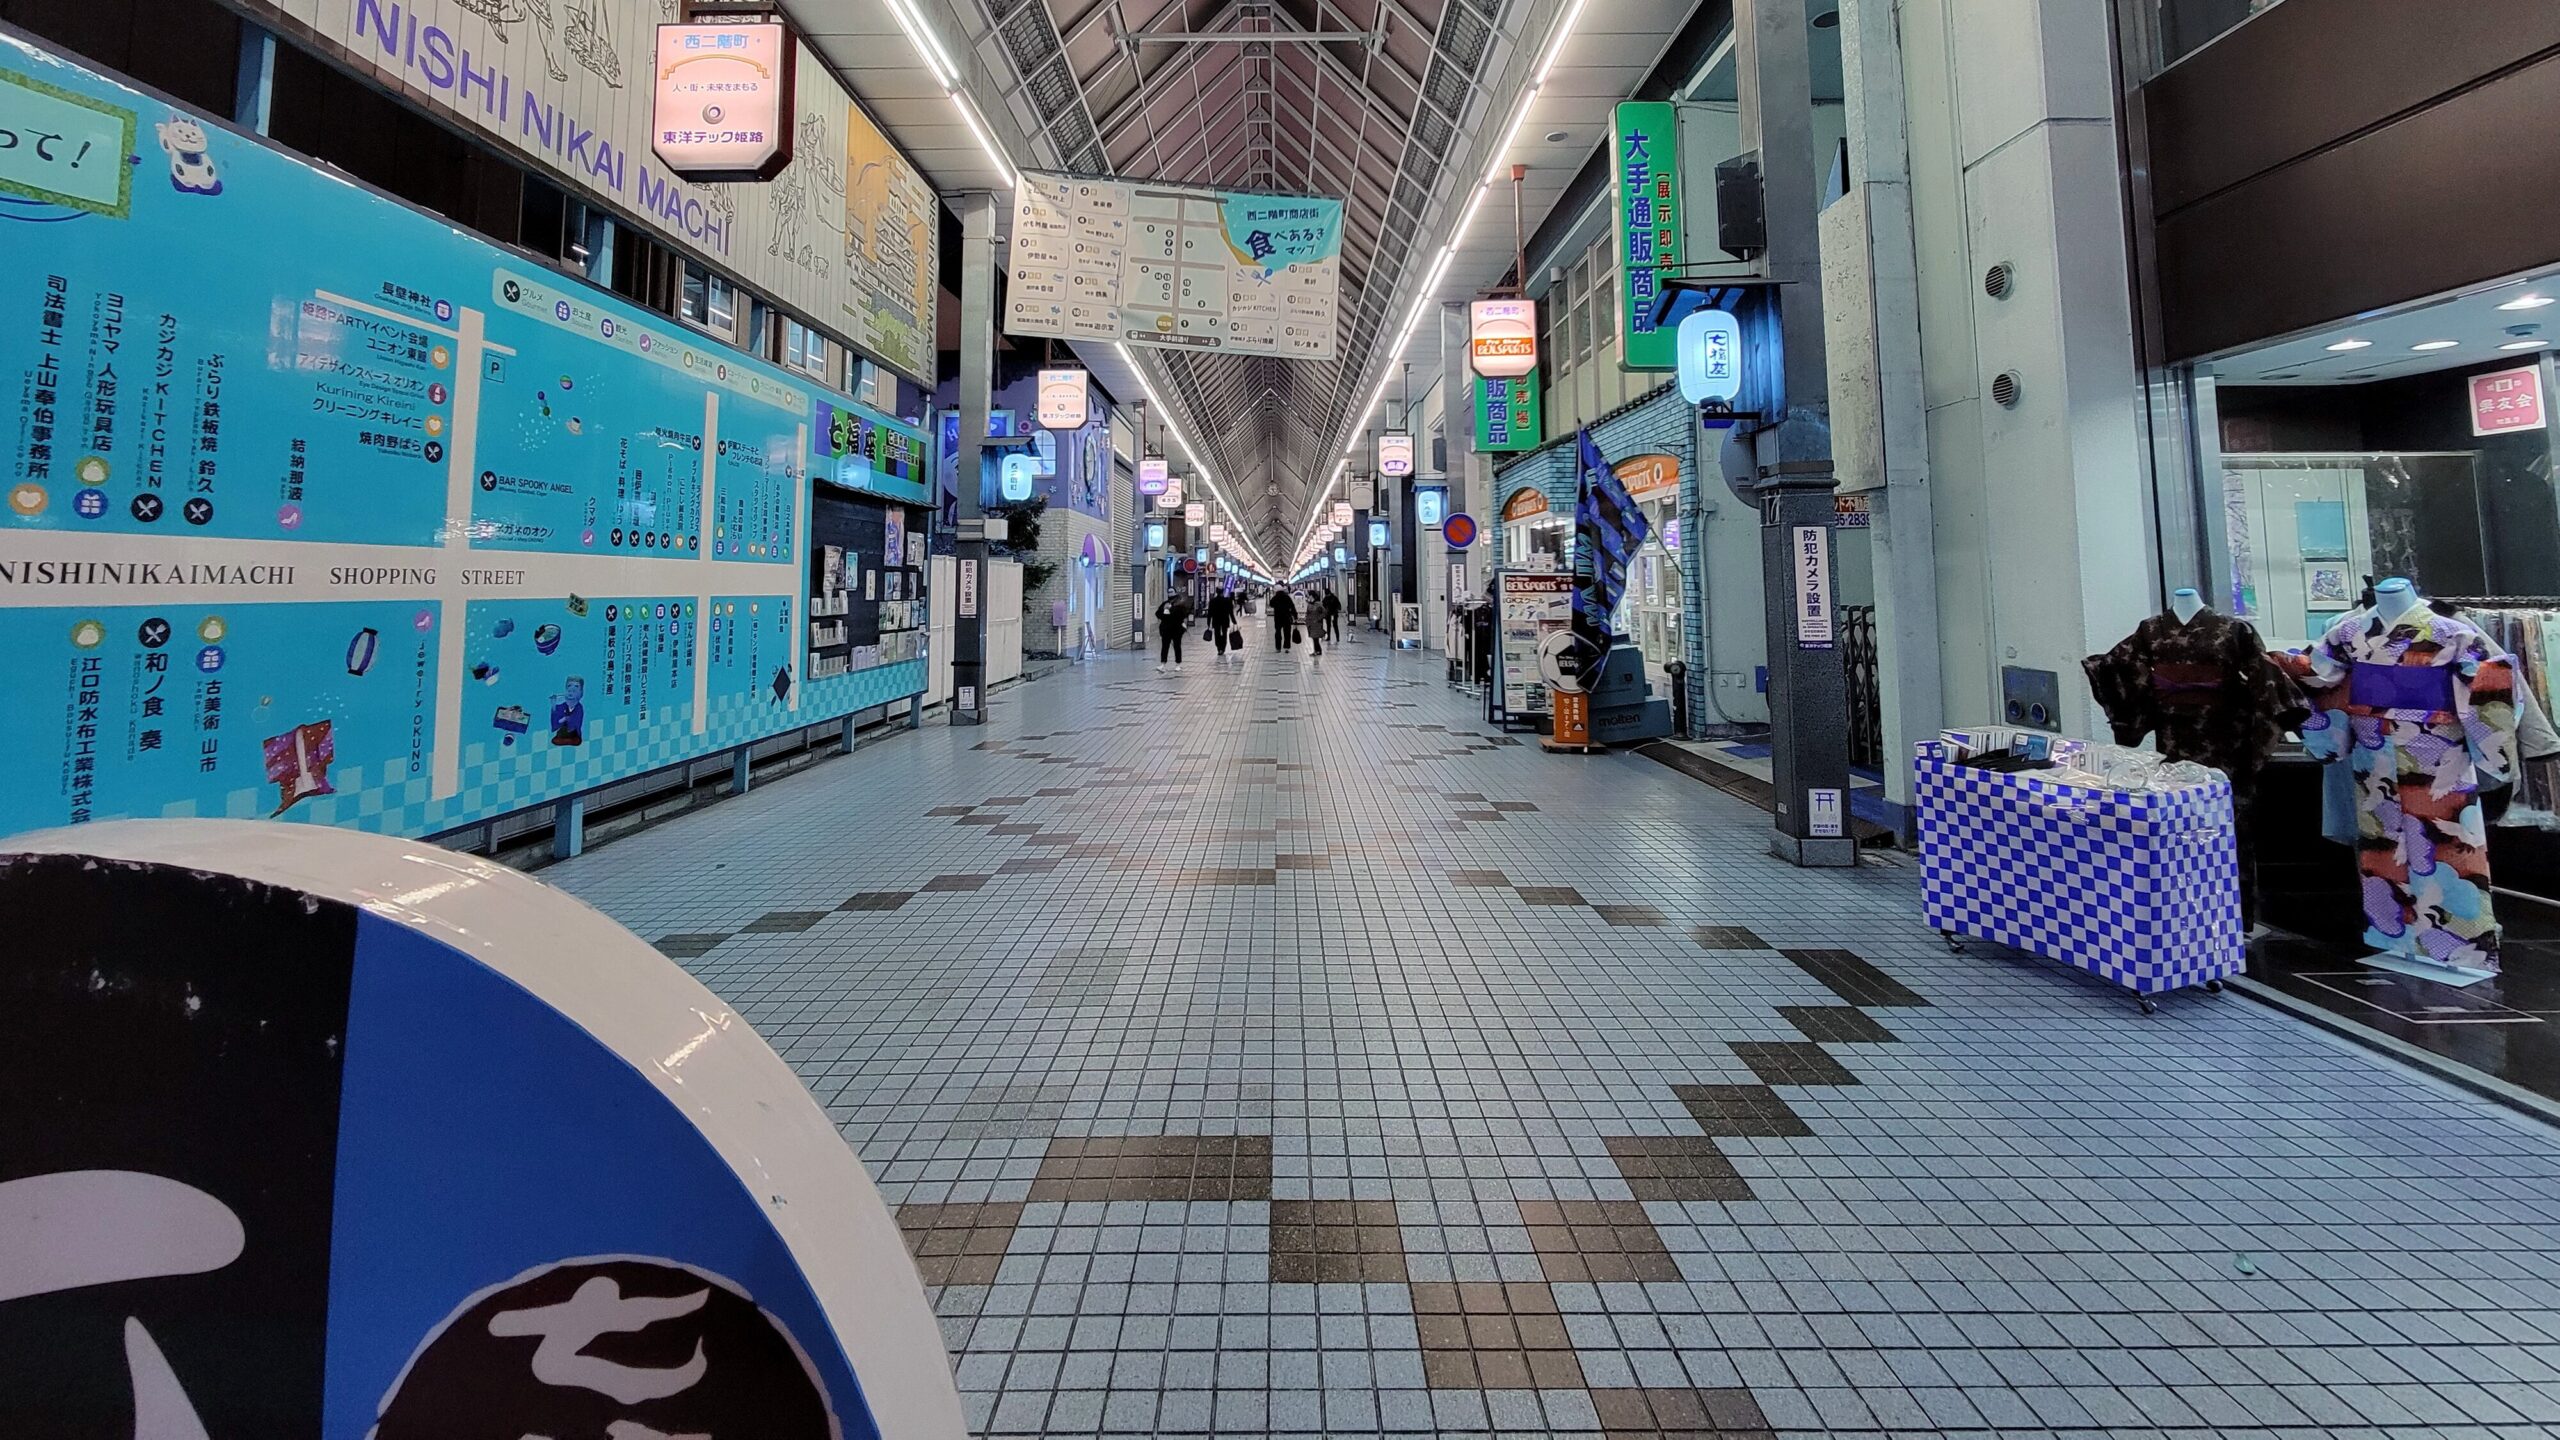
[991,496,1047,556]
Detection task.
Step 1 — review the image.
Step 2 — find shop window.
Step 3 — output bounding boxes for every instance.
[680,262,737,341]
[5,0,237,117]
[785,319,832,383]
[2151,0,2289,73]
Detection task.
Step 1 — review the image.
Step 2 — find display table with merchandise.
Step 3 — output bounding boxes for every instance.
[1914,739,2245,1011]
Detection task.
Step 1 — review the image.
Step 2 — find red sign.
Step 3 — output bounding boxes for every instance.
[1443,513,1478,549]
[2471,364,2547,436]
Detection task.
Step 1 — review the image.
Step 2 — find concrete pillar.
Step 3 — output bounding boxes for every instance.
[1823,0,1945,826]
[1899,0,2150,738]
[949,194,999,724]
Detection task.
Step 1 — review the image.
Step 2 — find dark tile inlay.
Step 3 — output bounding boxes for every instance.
[653,933,730,958]
[1453,810,1506,823]
[838,891,911,912]
[1517,1199,1684,1283]
[1175,867,1277,886]
[1034,787,1078,797]
[1782,947,1930,1007]
[895,1201,1025,1288]
[1411,1281,1584,1391]
[1515,885,1587,906]
[1491,800,1540,813]
[1779,1004,1898,1044]
[954,813,1003,826]
[989,823,1041,836]
[981,795,1031,806]
[1028,1135,1274,1202]
[925,805,975,816]
[1591,1386,1773,1438]
[740,910,826,933]
[1444,791,1489,802]
[999,857,1062,874]
[1268,1200,1408,1283]
[1275,853,1330,870]
[1603,1135,1754,1202]
[1674,1083,1815,1138]
[1731,1040,1860,1087]
[1690,924,1769,950]
[1448,869,1511,887]
[922,873,991,892]
[1593,903,1667,927]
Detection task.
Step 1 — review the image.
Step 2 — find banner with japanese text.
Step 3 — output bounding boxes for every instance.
[1474,370,1544,453]
[1611,101,1683,371]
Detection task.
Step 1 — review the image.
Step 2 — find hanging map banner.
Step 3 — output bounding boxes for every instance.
[0,34,928,841]
[270,0,939,383]
[1006,172,1342,360]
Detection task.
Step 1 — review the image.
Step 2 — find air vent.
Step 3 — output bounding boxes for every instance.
[1990,371,2022,408]
[1983,262,2013,300]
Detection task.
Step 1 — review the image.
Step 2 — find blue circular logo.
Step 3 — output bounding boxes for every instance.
[195,645,226,674]
[73,488,108,519]
[555,300,573,322]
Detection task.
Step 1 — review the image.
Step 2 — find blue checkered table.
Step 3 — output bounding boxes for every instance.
[1913,741,2243,1010]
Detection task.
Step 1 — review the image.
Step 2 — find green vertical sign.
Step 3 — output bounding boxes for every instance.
[1474,370,1543,453]
[1611,101,1682,371]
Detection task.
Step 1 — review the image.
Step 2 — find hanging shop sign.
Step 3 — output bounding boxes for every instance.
[1183,502,1207,526]
[298,1,937,382]
[652,20,796,182]
[1037,367,1091,429]
[2471,364,2547,436]
[1468,298,1538,378]
[1443,513,1479,550]
[1146,519,1168,549]
[1502,488,1552,522]
[1834,493,1871,528]
[1138,458,1170,495]
[1349,473,1377,510]
[0,823,967,1440]
[1615,453,1681,502]
[1331,501,1353,526]
[1377,432,1415,477]
[1612,101,1684,371]
[1474,370,1544,453]
[0,39,932,842]
[1678,308,1743,406]
[1368,520,1389,548]
[1415,486,1447,527]
[1006,173,1343,360]
[1334,546,1349,564]
[1793,525,1835,649]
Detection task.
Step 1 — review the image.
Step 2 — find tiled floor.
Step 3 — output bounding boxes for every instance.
[546,631,2560,1439]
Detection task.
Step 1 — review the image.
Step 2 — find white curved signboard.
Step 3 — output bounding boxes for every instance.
[0,820,964,1440]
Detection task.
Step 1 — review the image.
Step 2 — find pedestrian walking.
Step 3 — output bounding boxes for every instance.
[1322,587,1344,643]
[1270,588,1300,652]
[1206,588,1237,662]
[1155,592,1194,668]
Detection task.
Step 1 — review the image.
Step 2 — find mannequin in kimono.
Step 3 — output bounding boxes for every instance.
[2084,588,2308,927]
[2279,577,2517,973]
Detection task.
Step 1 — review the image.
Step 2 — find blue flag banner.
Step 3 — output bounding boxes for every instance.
[1570,430,1651,674]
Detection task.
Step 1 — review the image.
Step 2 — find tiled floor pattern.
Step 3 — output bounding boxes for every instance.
[542,635,2560,1438]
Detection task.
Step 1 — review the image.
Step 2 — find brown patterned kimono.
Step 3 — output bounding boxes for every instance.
[2084,610,2309,788]
[2086,610,2308,929]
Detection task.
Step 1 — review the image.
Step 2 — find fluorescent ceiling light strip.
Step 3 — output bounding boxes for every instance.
[1115,342,1275,572]
[949,89,1017,190]
[880,0,958,84]
[1295,0,1589,551]
[1535,0,1590,83]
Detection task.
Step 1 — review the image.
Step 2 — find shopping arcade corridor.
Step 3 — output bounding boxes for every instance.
[547,630,2560,1440]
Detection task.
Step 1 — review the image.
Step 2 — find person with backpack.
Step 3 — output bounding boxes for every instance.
[1155,591,1194,669]
[1205,588,1237,662]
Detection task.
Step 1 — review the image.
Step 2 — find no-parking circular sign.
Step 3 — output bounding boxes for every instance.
[1443,512,1479,549]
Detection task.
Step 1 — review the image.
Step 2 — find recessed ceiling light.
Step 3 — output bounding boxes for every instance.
[2503,339,2548,351]
[1542,130,1570,143]
[2499,294,2556,311]
[2326,338,2372,352]
[2412,340,2460,351]
[1812,9,1841,26]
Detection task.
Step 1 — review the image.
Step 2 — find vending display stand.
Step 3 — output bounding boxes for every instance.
[1914,741,2245,1012]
